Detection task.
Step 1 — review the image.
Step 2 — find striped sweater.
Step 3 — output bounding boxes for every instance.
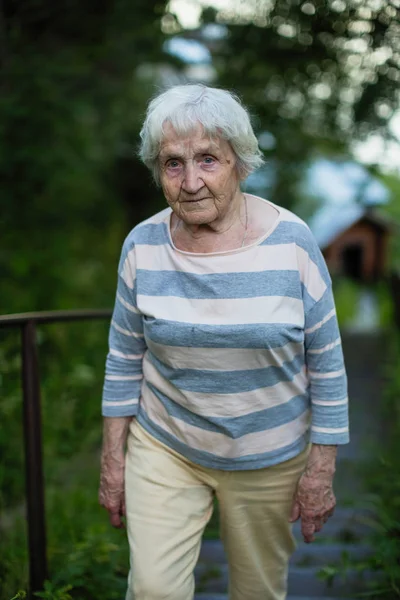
[102,195,349,470]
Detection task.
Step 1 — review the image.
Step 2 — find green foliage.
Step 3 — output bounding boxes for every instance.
[332,277,360,327]
[34,583,73,600]
[1,438,130,599]
[0,0,171,316]
[376,173,400,271]
[332,277,393,330]
[0,320,109,509]
[49,536,127,599]
[375,282,394,327]
[183,0,400,207]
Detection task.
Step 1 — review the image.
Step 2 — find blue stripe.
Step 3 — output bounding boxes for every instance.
[137,270,302,300]
[105,353,143,374]
[305,317,340,350]
[144,320,304,349]
[306,344,345,374]
[137,409,310,470]
[102,403,138,418]
[311,429,349,445]
[108,327,145,356]
[147,350,305,394]
[305,288,335,328]
[308,373,347,401]
[132,222,169,246]
[311,404,349,429]
[116,276,138,305]
[147,382,309,437]
[102,379,142,401]
[111,305,143,334]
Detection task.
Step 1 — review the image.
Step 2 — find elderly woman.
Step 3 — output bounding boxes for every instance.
[99,84,349,600]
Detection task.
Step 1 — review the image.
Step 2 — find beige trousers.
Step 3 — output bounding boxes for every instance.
[125,421,308,600]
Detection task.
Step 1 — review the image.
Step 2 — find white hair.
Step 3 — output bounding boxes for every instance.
[139,84,264,184]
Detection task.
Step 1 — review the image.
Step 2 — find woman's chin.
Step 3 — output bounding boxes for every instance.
[178,205,218,226]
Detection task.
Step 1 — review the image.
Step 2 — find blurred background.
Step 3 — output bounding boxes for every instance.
[1,1,400,598]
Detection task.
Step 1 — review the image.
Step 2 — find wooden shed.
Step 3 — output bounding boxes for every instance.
[309,206,392,283]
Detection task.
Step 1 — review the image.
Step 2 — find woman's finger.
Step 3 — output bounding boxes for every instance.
[313,517,324,532]
[289,500,301,523]
[325,506,335,519]
[109,508,124,529]
[301,514,317,543]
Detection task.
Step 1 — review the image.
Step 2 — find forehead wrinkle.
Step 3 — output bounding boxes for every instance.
[159,139,224,161]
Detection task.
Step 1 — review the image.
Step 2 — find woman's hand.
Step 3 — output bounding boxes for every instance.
[289,444,337,543]
[99,451,126,528]
[99,416,132,528]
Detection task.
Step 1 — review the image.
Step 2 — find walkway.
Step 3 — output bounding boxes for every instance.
[194,331,386,599]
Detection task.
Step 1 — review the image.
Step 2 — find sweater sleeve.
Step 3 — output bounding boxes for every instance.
[102,236,146,417]
[305,285,349,444]
[297,231,349,445]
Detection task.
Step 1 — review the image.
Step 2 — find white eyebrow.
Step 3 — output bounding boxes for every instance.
[159,142,221,160]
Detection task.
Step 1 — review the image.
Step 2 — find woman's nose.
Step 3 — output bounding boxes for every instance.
[182,163,203,194]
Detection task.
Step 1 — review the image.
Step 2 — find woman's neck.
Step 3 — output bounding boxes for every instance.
[171,194,248,253]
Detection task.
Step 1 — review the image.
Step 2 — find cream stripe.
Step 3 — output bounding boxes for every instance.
[296,245,327,302]
[308,368,345,379]
[307,338,341,354]
[117,293,140,314]
[312,398,348,406]
[103,399,138,407]
[110,348,144,360]
[133,243,299,274]
[312,425,349,434]
[111,321,144,338]
[305,308,336,334]
[137,295,304,326]
[106,374,143,381]
[146,338,303,372]
[142,356,308,418]
[141,385,310,458]
[120,256,135,289]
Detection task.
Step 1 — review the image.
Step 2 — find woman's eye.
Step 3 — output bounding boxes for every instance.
[203,156,215,164]
[167,160,180,168]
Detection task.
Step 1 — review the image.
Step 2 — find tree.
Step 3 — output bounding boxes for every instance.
[0,0,172,312]
[177,0,400,207]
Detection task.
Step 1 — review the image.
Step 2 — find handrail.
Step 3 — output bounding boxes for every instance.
[0,308,112,327]
[1,309,112,599]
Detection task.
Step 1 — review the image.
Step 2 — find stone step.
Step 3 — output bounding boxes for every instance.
[291,541,371,566]
[195,564,377,596]
[202,507,375,549]
[195,596,349,600]
[199,539,372,567]
[291,506,375,542]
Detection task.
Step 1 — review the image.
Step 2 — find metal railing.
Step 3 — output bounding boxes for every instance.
[0,309,112,599]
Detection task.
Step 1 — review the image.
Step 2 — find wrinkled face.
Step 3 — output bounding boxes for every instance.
[158,122,242,225]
